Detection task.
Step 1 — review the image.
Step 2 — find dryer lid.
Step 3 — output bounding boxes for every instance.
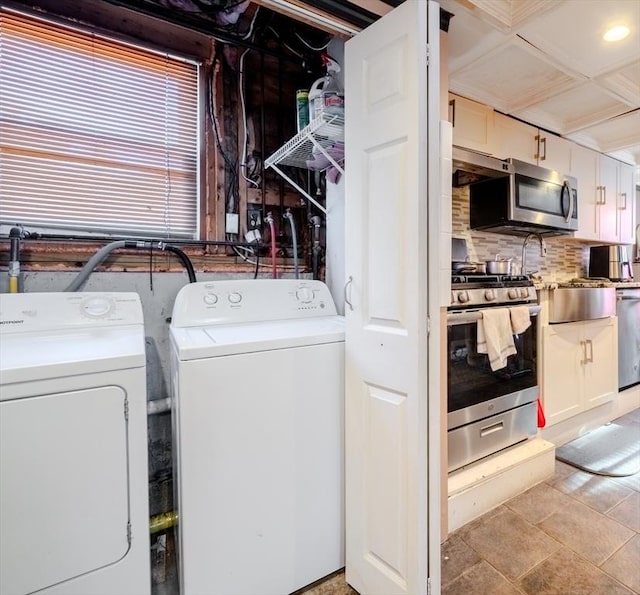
[0,326,145,386]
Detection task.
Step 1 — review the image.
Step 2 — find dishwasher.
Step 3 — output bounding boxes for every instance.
[617,287,640,391]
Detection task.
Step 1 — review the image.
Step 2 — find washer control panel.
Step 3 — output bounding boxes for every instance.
[171,279,338,328]
[0,292,143,332]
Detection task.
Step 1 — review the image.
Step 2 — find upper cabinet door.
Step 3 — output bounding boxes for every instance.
[493,112,538,163]
[345,1,439,593]
[449,93,494,154]
[538,133,572,176]
[598,155,619,244]
[572,144,600,241]
[493,113,572,173]
[617,163,636,245]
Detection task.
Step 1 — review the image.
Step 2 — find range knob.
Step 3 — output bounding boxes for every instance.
[457,291,470,304]
[203,292,218,305]
[228,292,242,304]
[508,288,519,300]
[484,289,496,302]
[519,288,530,299]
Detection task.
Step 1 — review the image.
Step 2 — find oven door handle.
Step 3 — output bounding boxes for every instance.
[446,305,541,326]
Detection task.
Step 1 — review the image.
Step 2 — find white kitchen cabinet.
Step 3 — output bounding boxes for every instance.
[449,93,494,154]
[542,317,618,427]
[574,153,636,244]
[617,162,636,245]
[493,112,572,174]
[598,155,619,243]
[571,144,600,241]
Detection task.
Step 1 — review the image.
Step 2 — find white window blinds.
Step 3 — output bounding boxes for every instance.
[0,10,200,239]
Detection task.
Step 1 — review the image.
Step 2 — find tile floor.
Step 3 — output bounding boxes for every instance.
[303,408,640,595]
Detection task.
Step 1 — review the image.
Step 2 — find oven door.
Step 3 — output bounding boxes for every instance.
[446,305,540,431]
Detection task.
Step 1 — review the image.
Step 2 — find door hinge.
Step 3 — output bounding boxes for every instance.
[124,399,129,421]
[127,521,132,546]
[427,577,432,595]
[426,44,430,67]
[427,315,431,338]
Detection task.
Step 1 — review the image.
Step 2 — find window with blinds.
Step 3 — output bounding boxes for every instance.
[0,10,200,239]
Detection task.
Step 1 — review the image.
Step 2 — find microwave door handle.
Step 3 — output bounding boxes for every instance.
[561,181,570,221]
[564,180,575,223]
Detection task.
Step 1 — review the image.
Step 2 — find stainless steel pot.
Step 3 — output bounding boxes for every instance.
[486,255,512,275]
[453,260,486,274]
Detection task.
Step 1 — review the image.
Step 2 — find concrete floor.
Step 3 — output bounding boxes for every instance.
[303,408,640,595]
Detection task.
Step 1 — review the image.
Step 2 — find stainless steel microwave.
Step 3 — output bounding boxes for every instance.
[469,159,578,236]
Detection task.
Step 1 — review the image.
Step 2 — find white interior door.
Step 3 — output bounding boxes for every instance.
[344,1,440,593]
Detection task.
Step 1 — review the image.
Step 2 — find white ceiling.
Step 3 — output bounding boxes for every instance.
[438,0,640,164]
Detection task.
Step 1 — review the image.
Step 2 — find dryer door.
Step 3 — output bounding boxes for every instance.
[1,386,129,594]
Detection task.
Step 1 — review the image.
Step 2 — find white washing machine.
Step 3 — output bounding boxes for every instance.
[170,279,345,595]
[0,292,150,595]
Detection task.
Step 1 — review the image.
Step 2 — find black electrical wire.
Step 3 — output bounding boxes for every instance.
[163,244,197,283]
[149,242,154,291]
[253,248,259,279]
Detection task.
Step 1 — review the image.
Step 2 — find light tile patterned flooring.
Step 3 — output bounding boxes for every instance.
[304,408,640,595]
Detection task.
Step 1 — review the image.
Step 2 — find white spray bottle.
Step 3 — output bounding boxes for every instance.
[308,54,344,122]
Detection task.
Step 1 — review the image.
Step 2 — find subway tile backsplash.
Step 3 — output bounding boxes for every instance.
[452,186,590,281]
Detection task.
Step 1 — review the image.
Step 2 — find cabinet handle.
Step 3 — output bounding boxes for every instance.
[621,192,627,210]
[580,340,587,364]
[602,185,607,205]
[449,99,456,127]
[540,136,547,161]
[344,275,354,311]
[586,339,594,363]
[534,134,541,160]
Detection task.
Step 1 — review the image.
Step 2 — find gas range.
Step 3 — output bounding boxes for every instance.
[449,274,537,309]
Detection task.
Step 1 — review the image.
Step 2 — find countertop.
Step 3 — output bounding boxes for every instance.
[533,279,640,290]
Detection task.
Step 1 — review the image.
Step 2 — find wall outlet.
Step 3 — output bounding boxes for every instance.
[226,213,239,235]
[247,206,262,230]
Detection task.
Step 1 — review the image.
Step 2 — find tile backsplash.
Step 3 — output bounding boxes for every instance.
[452,186,590,281]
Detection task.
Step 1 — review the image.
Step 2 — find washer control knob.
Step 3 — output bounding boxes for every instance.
[228,292,242,304]
[484,289,496,301]
[508,289,519,300]
[203,292,218,305]
[82,297,112,317]
[457,291,469,304]
[296,288,313,303]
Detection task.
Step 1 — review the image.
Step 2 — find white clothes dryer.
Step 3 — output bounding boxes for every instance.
[0,292,150,595]
[170,279,345,595]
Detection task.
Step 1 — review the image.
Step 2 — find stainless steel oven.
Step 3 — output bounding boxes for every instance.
[447,274,540,472]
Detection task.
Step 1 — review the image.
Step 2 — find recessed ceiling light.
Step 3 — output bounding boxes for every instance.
[603,25,630,42]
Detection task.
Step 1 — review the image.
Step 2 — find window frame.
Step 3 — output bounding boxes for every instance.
[0,5,206,241]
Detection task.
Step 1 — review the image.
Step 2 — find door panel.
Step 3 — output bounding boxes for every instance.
[542,325,582,426]
[583,318,617,410]
[345,1,438,593]
[0,387,129,595]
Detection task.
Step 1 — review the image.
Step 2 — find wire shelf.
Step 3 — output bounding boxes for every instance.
[265,112,344,171]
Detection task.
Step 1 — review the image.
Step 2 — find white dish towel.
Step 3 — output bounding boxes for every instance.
[477,308,516,371]
[510,305,531,334]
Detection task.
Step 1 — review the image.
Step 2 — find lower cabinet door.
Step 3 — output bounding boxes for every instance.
[582,318,618,410]
[542,324,582,426]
